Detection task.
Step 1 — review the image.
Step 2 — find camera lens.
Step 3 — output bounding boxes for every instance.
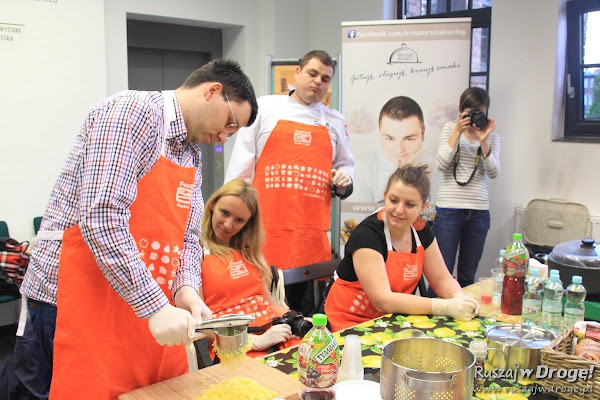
[467,109,488,129]
[293,319,313,337]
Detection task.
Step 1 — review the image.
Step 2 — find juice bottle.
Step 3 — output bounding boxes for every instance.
[500,233,529,315]
[297,314,339,400]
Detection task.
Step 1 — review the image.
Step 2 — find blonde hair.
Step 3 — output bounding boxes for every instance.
[201,179,271,285]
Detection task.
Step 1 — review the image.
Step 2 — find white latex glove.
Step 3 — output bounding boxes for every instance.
[147,304,196,346]
[249,324,292,351]
[174,286,213,340]
[431,296,479,321]
[452,291,481,317]
[331,168,351,187]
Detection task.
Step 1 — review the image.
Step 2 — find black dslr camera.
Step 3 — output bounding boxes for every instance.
[466,109,489,130]
[272,310,313,337]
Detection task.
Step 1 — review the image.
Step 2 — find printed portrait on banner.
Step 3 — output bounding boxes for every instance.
[340,19,472,247]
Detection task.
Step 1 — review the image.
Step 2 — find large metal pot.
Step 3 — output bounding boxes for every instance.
[380,337,474,400]
[485,324,555,371]
[547,238,600,301]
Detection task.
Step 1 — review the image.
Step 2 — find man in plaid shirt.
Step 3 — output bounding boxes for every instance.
[0,59,258,400]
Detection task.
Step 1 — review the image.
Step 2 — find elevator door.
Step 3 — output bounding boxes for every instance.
[127,20,224,204]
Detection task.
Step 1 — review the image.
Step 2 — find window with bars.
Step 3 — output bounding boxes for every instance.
[397,0,492,91]
[564,0,600,141]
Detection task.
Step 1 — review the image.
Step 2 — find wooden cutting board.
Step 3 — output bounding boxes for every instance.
[118,357,299,400]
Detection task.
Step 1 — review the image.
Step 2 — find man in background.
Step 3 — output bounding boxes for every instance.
[225,50,354,315]
[351,96,425,204]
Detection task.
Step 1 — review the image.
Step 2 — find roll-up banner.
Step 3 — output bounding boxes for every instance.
[340,18,472,246]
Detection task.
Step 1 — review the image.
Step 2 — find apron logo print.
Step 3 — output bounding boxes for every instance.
[404,263,419,280]
[293,129,312,146]
[176,181,193,208]
[230,260,249,279]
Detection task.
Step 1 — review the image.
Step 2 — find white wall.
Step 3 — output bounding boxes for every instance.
[480,0,600,278]
[0,0,107,241]
[0,0,385,241]
[308,0,386,56]
[3,0,597,278]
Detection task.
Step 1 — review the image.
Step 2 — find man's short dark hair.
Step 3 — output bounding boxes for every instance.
[181,59,258,126]
[379,96,424,125]
[299,50,335,76]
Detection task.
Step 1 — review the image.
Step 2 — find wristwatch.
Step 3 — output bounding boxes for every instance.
[482,148,492,159]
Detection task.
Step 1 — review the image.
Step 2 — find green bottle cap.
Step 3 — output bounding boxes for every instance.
[513,233,523,241]
[312,313,327,326]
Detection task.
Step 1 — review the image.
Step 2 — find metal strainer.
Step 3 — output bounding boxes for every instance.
[196,314,255,362]
[380,337,475,400]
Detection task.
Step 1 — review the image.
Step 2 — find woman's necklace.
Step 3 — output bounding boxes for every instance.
[391,229,411,252]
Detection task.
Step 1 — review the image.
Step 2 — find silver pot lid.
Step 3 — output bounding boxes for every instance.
[549,238,600,269]
[484,324,555,349]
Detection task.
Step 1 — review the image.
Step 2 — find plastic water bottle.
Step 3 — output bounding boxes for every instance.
[492,249,505,307]
[542,274,564,334]
[522,268,543,325]
[297,314,339,400]
[549,269,563,287]
[501,233,529,315]
[495,249,506,270]
[564,275,586,329]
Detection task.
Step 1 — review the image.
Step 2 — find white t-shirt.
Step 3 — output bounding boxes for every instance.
[225,94,354,183]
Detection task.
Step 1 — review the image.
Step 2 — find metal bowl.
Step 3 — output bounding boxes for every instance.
[380,337,474,400]
[485,324,555,371]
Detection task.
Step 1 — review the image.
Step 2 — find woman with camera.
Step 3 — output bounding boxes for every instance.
[428,87,499,296]
[324,165,480,332]
[198,178,301,358]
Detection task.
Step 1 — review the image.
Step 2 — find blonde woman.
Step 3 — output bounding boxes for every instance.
[199,178,298,358]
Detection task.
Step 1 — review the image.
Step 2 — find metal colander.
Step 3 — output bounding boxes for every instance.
[380,338,475,400]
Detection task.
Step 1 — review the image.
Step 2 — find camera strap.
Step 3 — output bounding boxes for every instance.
[248,321,273,334]
[453,143,482,186]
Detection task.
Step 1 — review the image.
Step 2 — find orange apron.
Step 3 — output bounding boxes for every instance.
[201,249,301,358]
[325,210,424,332]
[48,91,195,399]
[201,250,274,327]
[253,105,333,269]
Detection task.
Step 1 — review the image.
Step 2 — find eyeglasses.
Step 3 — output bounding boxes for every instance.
[224,92,238,136]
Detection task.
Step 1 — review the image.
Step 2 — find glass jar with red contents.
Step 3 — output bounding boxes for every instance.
[500,233,529,315]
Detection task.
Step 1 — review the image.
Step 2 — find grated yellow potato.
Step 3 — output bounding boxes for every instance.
[211,340,251,369]
[195,377,277,400]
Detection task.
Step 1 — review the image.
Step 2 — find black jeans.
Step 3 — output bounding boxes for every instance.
[0,298,55,400]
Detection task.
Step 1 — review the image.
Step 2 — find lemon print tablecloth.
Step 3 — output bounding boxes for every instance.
[259,313,560,400]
